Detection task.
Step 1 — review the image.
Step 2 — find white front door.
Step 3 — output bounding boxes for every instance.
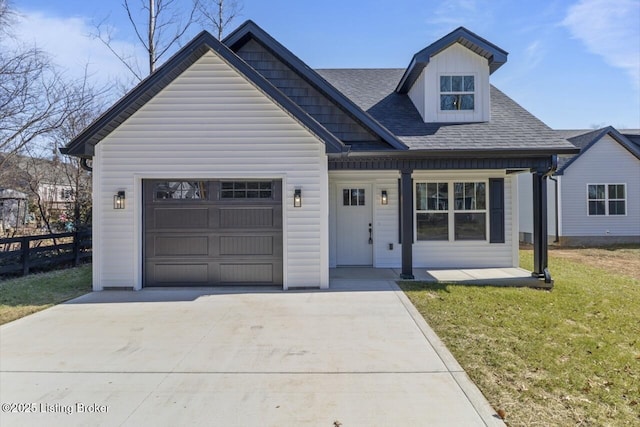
[336,184,373,266]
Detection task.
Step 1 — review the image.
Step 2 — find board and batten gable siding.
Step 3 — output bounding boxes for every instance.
[419,43,490,123]
[560,135,640,237]
[92,51,329,291]
[328,171,402,268]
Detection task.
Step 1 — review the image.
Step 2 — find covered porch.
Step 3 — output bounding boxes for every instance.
[329,154,556,285]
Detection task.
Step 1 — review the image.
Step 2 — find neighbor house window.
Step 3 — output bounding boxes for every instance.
[588,184,626,216]
[60,188,74,200]
[416,182,449,240]
[454,182,486,240]
[440,75,474,111]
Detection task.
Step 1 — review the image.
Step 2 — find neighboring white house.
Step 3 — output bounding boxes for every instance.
[519,127,640,246]
[62,21,577,291]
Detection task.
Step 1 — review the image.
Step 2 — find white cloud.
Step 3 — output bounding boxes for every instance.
[427,0,493,35]
[563,0,640,88]
[524,40,545,70]
[8,10,141,90]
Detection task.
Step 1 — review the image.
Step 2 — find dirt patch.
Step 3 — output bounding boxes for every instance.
[520,243,640,281]
[549,246,640,281]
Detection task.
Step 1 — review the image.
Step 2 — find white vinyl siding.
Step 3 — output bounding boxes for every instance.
[561,135,640,237]
[408,68,426,120]
[421,44,490,123]
[93,51,328,290]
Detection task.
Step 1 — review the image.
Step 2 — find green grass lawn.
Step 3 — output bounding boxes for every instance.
[0,265,92,325]
[401,250,640,426]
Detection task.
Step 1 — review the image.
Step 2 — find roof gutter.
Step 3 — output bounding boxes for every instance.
[328,148,578,159]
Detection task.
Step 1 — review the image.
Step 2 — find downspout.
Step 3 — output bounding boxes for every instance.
[541,155,558,283]
[548,175,559,243]
[80,158,93,172]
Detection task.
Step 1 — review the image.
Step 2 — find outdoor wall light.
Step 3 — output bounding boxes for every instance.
[114,191,125,209]
[293,189,302,208]
[381,190,388,205]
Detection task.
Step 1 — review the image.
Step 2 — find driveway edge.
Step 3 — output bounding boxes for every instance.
[390,281,506,427]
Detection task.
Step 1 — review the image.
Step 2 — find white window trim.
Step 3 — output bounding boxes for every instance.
[586,183,627,217]
[414,180,489,242]
[438,73,476,113]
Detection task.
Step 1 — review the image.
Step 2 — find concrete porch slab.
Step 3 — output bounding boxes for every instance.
[330,267,552,288]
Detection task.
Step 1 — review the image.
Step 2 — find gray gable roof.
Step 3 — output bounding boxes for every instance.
[62,21,579,162]
[317,69,578,155]
[62,30,347,157]
[555,126,640,174]
[396,27,508,94]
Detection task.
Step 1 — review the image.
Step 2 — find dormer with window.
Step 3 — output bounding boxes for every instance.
[396,27,508,123]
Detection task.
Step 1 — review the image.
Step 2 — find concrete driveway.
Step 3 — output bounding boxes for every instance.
[0,280,504,427]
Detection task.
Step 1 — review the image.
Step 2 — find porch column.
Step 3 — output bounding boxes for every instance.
[532,171,550,282]
[400,168,414,279]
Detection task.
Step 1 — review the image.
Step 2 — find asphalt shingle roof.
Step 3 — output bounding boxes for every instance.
[552,127,640,173]
[316,68,577,153]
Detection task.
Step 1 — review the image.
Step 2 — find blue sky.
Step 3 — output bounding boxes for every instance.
[9,0,640,130]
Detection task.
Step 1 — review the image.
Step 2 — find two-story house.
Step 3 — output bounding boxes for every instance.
[61,21,577,290]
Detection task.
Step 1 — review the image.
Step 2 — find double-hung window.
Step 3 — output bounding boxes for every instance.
[415,181,487,241]
[587,184,626,216]
[440,75,475,111]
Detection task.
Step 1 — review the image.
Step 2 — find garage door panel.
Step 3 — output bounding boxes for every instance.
[220,236,274,255]
[154,263,209,284]
[155,208,209,229]
[154,236,209,256]
[219,207,275,228]
[219,263,273,283]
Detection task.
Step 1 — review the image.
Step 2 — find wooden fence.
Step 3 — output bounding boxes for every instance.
[0,230,92,277]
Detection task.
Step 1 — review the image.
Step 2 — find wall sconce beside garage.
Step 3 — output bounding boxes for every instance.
[293,189,302,208]
[114,191,125,209]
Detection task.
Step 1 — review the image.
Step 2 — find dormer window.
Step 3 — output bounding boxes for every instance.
[440,75,475,111]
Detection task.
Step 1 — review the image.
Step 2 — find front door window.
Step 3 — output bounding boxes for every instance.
[343,188,365,206]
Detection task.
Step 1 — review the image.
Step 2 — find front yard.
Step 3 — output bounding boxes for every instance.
[401,248,640,426]
[0,265,92,325]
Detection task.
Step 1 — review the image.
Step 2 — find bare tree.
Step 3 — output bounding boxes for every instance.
[197,0,243,40]
[93,0,199,80]
[0,0,89,162]
[0,0,12,36]
[52,75,107,231]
